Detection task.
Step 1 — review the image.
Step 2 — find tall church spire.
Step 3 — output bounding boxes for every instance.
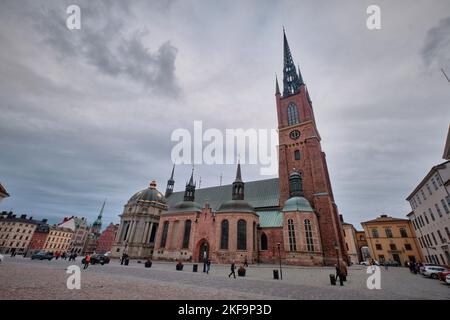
[232,162,244,200]
[283,28,302,97]
[165,164,175,198]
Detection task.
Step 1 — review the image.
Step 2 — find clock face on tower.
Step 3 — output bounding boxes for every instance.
[289,130,301,140]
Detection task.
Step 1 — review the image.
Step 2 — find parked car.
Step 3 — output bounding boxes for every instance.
[419,263,440,274]
[422,266,448,279]
[437,270,450,282]
[90,254,110,265]
[0,254,4,263]
[31,251,54,261]
[446,274,450,285]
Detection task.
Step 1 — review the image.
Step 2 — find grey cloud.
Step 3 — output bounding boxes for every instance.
[32,1,180,97]
[422,16,450,68]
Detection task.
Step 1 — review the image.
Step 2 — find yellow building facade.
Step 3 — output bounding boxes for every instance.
[43,226,73,253]
[361,215,424,265]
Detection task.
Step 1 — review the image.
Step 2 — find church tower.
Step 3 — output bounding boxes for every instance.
[165,164,175,198]
[276,29,346,265]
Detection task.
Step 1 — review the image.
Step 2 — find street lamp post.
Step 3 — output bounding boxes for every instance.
[277,242,283,280]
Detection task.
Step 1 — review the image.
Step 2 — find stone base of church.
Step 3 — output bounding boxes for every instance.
[258,251,324,266]
[111,242,155,259]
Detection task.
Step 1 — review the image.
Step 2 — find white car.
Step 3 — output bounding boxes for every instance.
[0,254,4,263]
[360,260,379,266]
[446,274,450,285]
[422,266,448,279]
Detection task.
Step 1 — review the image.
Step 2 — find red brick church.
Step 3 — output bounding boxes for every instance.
[149,30,347,266]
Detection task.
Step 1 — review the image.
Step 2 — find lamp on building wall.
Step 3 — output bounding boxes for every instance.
[277,242,283,280]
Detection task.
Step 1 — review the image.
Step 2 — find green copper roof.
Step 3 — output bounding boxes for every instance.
[166,178,279,212]
[258,211,283,228]
[282,196,314,212]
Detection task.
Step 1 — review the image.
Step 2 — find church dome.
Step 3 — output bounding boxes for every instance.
[282,196,314,212]
[217,200,255,213]
[128,180,166,205]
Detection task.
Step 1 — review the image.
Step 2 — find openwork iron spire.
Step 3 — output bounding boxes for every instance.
[283,29,302,97]
[165,164,175,197]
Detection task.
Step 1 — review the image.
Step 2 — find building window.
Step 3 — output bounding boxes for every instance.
[389,244,397,251]
[435,204,443,217]
[371,229,379,238]
[287,103,299,126]
[435,174,443,186]
[423,212,429,224]
[431,178,438,190]
[182,220,191,249]
[220,220,229,250]
[405,244,412,251]
[385,228,393,238]
[375,244,382,250]
[261,233,268,251]
[429,209,435,221]
[287,219,297,251]
[441,199,450,214]
[426,183,432,195]
[237,220,247,250]
[431,232,438,246]
[399,228,408,238]
[445,227,450,239]
[294,150,301,161]
[160,221,169,248]
[422,190,427,200]
[437,230,445,244]
[305,219,314,252]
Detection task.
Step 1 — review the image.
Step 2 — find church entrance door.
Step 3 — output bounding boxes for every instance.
[197,239,209,263]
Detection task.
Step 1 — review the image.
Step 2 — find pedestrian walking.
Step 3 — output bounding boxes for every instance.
[228,260,236,278]
[384,261,389,271]
[83,254,91,270]
[243,257,248,268]
[206,259,211,274]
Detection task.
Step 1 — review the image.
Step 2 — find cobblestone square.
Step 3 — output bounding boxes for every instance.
[0,256,448,300]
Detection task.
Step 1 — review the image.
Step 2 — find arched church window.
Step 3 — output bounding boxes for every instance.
[287,103,299,126]
[305,219,314,252]
[220,220,229,250]
[237,219,247,250]
[261,233,268,250]
[182,220,191,249]
[288,219,297,251]
[294,150,301,160]
[160,221,169,248]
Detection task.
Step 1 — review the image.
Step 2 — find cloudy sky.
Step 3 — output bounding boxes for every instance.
[0,0,449,229]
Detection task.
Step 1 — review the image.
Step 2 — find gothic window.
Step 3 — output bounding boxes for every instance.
[237,219,247,250]
[182,220,191,249]
[287,103,299,126]
[288,219,297,251]
[371,229,379,238]
[160,221,169,248]
[294,150,301,160]
[220,220,229,250]
[305,219,314,252]
[260,233,268,250]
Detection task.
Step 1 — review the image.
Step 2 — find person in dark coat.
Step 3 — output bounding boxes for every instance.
[206,259,211,274]
[243,257,248,268]
[228,260,236,278]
